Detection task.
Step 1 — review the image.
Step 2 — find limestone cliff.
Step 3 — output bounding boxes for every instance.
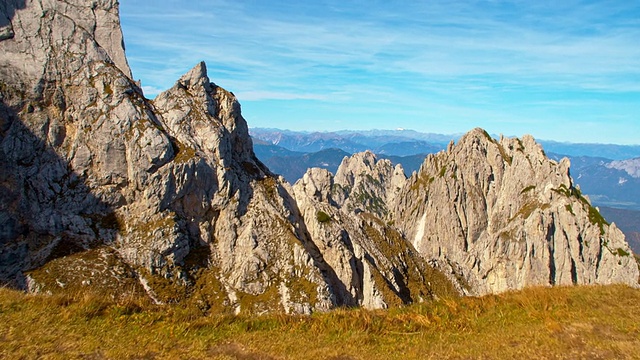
[0,0,336,314]
[1,0,636,315]
[392,129,639,294]
[293,167,457,309]
[332,150,406,218]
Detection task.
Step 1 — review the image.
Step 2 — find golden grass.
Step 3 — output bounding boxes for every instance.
[1,285,640,359]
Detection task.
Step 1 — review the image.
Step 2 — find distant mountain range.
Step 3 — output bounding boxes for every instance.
[251,128,640,251]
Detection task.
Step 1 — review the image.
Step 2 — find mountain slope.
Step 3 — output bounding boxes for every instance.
[391,130,638,294]
[0,0,455,313]
[0,0,636,315]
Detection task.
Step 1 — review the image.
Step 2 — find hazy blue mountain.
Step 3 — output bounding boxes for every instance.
[379,154,429,175]
[549,153,640,211]
[252,128,640,160]
[250,128,450,155]
[375,141,444,156]
[599,207,640,254]
[541,141,640,160]
[336,129,461,144]
[250,128,369,153]
[259,148,351,183]
[253,140,304,159]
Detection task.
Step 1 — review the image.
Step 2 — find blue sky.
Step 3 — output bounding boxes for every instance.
[119,1,640,144]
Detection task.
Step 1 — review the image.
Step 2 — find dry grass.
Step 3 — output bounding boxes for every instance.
[2,285,640,359]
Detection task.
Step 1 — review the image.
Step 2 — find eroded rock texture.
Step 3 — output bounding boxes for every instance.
[392,129,638,295]
[1,1,636,314]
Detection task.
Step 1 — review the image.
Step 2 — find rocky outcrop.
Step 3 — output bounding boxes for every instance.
[392,129,638,294]
[332,151,406,217]
[1,0,142,286]
[293,167,457,309]
[0,0,336,314]
[1,0,636,315]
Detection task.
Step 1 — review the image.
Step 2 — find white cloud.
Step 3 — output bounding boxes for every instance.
[119,0,640,144]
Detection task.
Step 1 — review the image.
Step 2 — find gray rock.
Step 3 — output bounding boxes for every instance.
[1,0,636,315]
[392,128,639,294]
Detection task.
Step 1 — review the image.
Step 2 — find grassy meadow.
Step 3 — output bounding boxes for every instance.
[1,285,640,359]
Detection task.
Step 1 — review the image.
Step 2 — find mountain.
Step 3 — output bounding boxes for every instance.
[540,141,640,161]
[253,142,427,184]
[0,0,456,313]
[250,128,449,156]
[249,128,369,153]
[391,131,638,294]
[0,0,637,315]
[251,128,640,161]
[599,207,640,254]
[256,145,350,184]
[608,158,640,178]
[548,153,640,211]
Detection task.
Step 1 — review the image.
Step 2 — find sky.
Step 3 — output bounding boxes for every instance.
[119,1,640,145]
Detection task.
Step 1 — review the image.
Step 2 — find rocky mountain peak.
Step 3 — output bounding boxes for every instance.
[178,61,209,88]
[1,0,636,315]
[393,130,637,294]
[332,150,406,217]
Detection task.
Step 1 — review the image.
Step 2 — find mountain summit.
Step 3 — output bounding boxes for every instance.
[0,1,637,314]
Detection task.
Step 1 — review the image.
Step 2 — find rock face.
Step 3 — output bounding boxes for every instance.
[332,151,406,218]
[292,167,457,309]
[0,1,637,314]
[392,129,639,295]
[1,0,140,286]
[0,0,335,313]
[0,0,454,313]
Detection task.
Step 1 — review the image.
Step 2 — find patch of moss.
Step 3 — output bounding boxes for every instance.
[26,247,146,300]
[511,200,550,221]
[409,173,434,191]
[481,129,493,142]
[171,139,197,164]
[141,269,188,304]
[587,206,609,236]
[104,82,113,95]
[237,284,284,315]
[365,173,381,186]
[127,213,177,237]
[185,268,234,316]
[286,276,318,306]
[316,211,332,223]
[497,143,513,166]
[565,204,574,215]
[616,248,630,257]
[520,185,536,194]
[499,228,519,243]
[260,176,278,202]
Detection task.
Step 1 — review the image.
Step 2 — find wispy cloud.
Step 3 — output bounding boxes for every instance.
[119,0,640,144]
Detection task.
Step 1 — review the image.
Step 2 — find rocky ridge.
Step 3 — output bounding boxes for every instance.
[391,130,638,294]
[0,0,637,314]
[0,0,456,313]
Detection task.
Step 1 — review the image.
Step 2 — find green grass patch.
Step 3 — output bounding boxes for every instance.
[316,211,332,223]
[521,185,536,194]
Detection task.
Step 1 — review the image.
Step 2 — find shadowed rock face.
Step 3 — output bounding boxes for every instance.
[0,0,456,313]
[1,1,637,314]
[0,0,336,313]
